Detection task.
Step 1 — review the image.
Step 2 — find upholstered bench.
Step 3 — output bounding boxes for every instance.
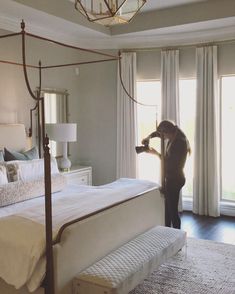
[72,226,186,294]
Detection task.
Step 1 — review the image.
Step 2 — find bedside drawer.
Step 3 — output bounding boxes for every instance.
[62,166,92,185]
[66,173,89,185]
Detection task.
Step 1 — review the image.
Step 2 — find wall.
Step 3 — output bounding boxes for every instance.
[0,28,80,167]
[218,43,235,76]
[137,43,235,80]
[1,25,235,186]
[137,47,196,80]
[0,28,118,185]
[0,28,80,126]
[72,59,118,185]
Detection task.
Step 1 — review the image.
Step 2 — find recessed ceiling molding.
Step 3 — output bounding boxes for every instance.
[0,0,235,50]
[11,0,110,35]
[1,12,235,50]
[110,0,235,35]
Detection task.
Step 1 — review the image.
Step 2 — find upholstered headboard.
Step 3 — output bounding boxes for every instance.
[0,124,29,151]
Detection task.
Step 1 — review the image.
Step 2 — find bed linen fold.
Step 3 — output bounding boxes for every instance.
[0,216,46,290]
[0,178,159,292]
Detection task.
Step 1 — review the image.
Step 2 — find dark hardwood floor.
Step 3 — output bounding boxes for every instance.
[180,211,235,245]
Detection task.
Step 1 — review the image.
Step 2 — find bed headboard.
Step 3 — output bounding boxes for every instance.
[0,124,29,151]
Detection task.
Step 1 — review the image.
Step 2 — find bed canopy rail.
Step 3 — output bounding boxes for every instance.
[0,21,166,294]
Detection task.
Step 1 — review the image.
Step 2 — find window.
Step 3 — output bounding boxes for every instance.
[221,76,235,202]
[179,79,196,197]
[137,79,196,194]
[137,81,161,183]
[44,93,58,156]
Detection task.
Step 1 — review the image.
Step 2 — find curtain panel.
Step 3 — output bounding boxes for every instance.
[116,52,137,178]
[193,46,220,217]
[161,49,180,125]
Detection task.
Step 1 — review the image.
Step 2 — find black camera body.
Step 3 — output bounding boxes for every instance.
[135,142,149,154]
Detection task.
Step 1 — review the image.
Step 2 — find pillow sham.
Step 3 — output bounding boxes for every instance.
[0,173,66,207]
[0,165,8,185]
[0,150,4,162]
[5,157,59,182]
[4,146,39,161]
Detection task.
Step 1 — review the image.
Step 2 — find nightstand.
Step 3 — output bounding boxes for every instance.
[62,165,92,185]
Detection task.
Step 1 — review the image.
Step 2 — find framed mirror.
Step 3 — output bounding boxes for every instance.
[36,88,69,158]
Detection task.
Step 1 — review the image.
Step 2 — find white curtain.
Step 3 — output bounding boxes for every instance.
[161,50,180,125]
[193,46,220,217]
[161,50,182,211]
[116,52,137,178]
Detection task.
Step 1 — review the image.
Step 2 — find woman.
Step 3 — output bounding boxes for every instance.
[142,120,191,229]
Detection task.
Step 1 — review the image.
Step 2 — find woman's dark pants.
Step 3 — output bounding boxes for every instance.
[164,177,185,229]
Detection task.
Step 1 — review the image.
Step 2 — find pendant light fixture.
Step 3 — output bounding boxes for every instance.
[75,0,146,26]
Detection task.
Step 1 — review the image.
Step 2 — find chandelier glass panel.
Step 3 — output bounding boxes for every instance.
[75,0,146,26]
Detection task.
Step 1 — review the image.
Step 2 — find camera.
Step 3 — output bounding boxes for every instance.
[135,141,149,154]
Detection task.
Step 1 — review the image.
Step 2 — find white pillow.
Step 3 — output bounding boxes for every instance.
[0,174,66,207]
[5,157,59,182]
[0,165,8,185]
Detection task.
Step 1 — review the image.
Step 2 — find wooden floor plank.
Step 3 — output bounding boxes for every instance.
[181,212,235,245]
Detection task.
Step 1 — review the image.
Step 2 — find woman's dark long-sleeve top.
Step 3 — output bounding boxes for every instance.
[165,129,188,181]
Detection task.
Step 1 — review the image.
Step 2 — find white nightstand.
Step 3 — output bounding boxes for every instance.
[61,165,92,185]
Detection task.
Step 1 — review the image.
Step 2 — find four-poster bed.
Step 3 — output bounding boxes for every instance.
[0,22,165,294]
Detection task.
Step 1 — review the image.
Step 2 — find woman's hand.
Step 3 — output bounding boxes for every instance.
[146,147,161,158]
[141,137,150,146]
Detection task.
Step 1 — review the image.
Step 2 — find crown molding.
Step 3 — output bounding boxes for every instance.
[1,7,235,50]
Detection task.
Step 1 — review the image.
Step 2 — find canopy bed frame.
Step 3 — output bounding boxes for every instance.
[0,21,166,294]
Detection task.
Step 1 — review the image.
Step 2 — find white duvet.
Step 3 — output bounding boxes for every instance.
[0,178,158,292]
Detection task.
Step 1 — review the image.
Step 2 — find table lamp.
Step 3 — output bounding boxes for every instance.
[45,123,77,171]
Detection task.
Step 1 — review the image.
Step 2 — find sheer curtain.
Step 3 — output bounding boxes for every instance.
[193,46,220,217]
[116,52,137,178]
[161,49,180,124]
[161,49,182,210]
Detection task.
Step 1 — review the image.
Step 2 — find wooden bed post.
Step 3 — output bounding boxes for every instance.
[20,21,55,294]
[42,102,55,294]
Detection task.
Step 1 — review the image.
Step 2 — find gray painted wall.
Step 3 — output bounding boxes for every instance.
[1,27,235,185]
[137,43,235,80]
[72,60,117,185]
[0,29,118,185]
[137,47,196,80]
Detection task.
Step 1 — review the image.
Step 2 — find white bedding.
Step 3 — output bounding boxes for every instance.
[0,178,158,292]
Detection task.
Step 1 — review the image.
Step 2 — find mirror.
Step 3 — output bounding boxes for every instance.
[39,88,69,158]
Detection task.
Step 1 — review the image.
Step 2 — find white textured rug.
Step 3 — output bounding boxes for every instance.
[130,238,235,294]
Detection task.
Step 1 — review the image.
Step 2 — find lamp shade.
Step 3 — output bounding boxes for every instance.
[45,123,77,142]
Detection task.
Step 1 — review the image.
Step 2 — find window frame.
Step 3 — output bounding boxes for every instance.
[179,77,196,198]
[219,74,235,203]
[136,79,161,184]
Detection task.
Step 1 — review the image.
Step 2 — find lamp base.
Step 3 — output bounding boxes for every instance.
[59,156,71,171]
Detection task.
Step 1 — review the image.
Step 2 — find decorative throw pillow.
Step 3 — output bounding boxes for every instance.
[0,165,8,185]
[5,157,59,182]
[0,173,66,207]
[0,150,4,162]
[4,147,39,161]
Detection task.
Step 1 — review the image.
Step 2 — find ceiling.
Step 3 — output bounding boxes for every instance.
[0,0,235,49]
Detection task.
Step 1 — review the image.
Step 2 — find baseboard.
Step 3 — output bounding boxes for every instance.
[182,198,235,217]
[220,202,235,217]
[182,197,193,211]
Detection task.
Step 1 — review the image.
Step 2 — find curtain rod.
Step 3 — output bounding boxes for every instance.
[121,38,235,53]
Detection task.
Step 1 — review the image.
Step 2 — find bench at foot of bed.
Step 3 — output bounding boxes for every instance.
[72,226,186,294]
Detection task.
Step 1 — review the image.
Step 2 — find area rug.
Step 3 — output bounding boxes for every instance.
[130,238,235,294]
